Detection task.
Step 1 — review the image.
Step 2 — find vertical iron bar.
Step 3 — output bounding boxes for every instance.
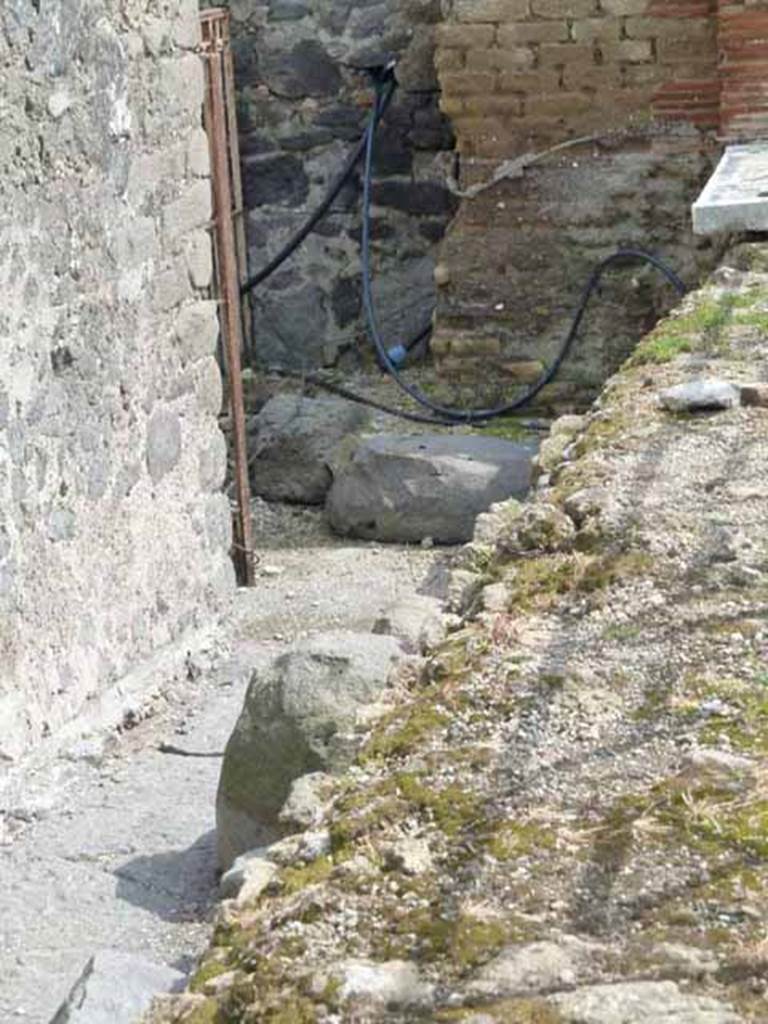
[222,36,254,365]
[201,9,255,587]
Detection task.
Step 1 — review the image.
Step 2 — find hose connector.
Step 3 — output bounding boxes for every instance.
[366,58,397,86]
[386,344,408,367]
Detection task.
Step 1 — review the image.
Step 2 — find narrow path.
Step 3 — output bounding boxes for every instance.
[0,512,441,1023]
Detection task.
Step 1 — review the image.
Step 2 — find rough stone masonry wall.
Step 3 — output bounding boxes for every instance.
[225,0,457,370]
[431,0,724,411]
[0,0,233,761]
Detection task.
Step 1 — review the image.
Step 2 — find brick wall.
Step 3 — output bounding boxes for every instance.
[431,0,733,410]
[437,0,719,159]
[719,0,768,139]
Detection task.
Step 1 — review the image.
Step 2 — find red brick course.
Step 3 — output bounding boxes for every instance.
[719,1,768,138]
[433,0,768,153]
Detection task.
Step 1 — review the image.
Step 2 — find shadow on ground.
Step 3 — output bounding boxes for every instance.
[114,829,218,923]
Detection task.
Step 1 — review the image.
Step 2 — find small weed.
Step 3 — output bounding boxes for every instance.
[627,295,737,366]
[603,623,642,641]
[485,819,557,860]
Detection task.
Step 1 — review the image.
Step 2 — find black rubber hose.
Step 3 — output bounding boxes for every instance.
[266,242,686,429]
[239,69,687,426]
[263,369,466,426]
[240,79,397,296]
[361,78,688,424]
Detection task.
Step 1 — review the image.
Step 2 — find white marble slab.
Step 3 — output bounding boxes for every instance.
[692,144,768,234]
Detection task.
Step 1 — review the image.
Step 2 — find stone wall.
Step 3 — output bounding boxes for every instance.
[430,0,724,411]
[0,0,233,761]
[225,0,457,370]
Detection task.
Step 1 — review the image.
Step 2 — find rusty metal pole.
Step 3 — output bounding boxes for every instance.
[201,9,255,586]
[222,37,255,364]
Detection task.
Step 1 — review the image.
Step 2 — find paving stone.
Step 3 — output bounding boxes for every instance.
[50,951,184,1024]
[693,144,768,235]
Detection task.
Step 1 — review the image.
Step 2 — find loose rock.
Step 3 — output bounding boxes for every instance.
[219,851,278,902]
[500,502,576,554]
[383,836,433,875]
[651,942,719,979]
[335,959,434,1009]
[472,499,524,546]
[657,378,740,413]
[468,937,604,999]
[216,631,403,869]
[277,771,334,831]
[248,394,369,504]
[372,594,447,654]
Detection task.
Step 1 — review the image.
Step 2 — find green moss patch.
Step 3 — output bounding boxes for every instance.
[280,856,334,896]
[485,819,557,860]
[361,698,449,762]
[394,772,481,837]
[374,900,508,973]
[190,959,231,994]
[506,550,652,610]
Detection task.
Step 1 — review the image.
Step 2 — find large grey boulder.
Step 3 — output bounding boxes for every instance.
[248,393,369,504]
[50,951,184,1024]
[216,631,403,870]
[326,435,535,543]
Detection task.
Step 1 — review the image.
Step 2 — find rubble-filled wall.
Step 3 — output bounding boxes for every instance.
[431,0,724,410]
[226,0,457,370]
[0,0,234,760]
